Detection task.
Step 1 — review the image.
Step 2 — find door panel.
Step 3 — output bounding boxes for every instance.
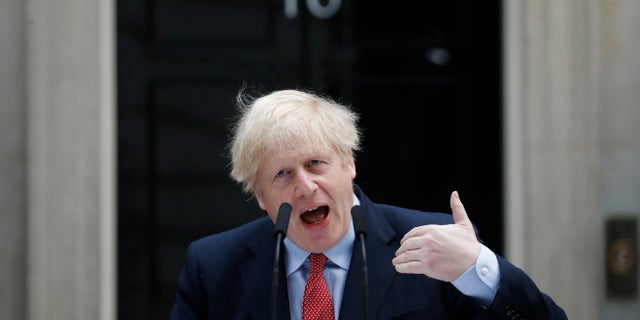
[118,0,501,318]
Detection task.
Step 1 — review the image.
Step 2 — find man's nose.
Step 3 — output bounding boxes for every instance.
[293,171,317,198]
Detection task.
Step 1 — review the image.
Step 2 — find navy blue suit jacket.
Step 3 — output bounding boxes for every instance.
[171,185,567,319]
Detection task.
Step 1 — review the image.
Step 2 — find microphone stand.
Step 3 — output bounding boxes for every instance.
[271,202,292,320]
[351,205,369,320]
[358,231,369,320]
[271,232,284,320]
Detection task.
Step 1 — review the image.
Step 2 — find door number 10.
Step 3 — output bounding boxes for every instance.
[284,0,343,19]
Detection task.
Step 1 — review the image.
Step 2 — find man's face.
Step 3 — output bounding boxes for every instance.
[254,146,356,253]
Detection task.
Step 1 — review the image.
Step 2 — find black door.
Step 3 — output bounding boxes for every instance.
[117,0,502,318]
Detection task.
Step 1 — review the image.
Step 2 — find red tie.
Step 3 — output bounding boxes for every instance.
[302,254,335,320]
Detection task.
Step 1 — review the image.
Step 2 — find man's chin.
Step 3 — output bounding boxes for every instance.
[291,234,338,253]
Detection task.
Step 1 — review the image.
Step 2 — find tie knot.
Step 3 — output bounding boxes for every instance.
[309,253,327,274]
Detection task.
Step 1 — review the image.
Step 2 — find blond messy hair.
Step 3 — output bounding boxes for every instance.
[229,89,361,193]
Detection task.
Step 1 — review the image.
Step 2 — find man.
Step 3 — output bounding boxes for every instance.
[170,89,567,319]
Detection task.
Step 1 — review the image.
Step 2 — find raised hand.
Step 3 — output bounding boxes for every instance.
[392,191,481,282]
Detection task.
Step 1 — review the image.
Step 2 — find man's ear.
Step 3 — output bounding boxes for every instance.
[348,150,357,179]
[255,191,266,211]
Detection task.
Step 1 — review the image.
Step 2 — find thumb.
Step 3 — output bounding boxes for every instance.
[450,191,471,226]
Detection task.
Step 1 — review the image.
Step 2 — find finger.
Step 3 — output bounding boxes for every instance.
[450,191,471,226]
[394,260,424,275]
[395,236,424,256]
[392,248,419,265]
[399,225,429,245]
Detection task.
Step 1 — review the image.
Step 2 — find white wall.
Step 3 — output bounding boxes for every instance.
[0,0,27,318]
[505,0,640,318]
[0,0,116,319]
[600,0,640,317]
[26,0,116,318]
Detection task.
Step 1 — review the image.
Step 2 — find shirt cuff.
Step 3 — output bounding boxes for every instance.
[450,244,500,307]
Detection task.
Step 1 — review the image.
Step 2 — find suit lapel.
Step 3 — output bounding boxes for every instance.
[240,225,290,320]
[339,186,399,319]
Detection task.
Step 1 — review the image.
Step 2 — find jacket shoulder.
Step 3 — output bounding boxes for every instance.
[188,216,273,264]
[377,203,454,230]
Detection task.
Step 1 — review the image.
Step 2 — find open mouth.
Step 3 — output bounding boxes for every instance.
[300,206,329,225]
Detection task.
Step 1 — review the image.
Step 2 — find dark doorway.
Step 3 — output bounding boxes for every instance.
[117,0,502,318]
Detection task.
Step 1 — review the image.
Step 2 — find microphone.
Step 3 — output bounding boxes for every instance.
[271,202,292,320]
[274,202,292,237]
[351,205,369,320]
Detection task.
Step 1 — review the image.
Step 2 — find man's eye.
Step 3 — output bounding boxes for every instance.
[310,160,321,166]
[276,170,287,177]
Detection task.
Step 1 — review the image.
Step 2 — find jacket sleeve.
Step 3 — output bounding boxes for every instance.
[488,256,568,320]
[170,242,207,320]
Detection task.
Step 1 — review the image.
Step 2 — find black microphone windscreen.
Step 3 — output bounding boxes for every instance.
[351,205,367,238]
[274,202,292,237]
